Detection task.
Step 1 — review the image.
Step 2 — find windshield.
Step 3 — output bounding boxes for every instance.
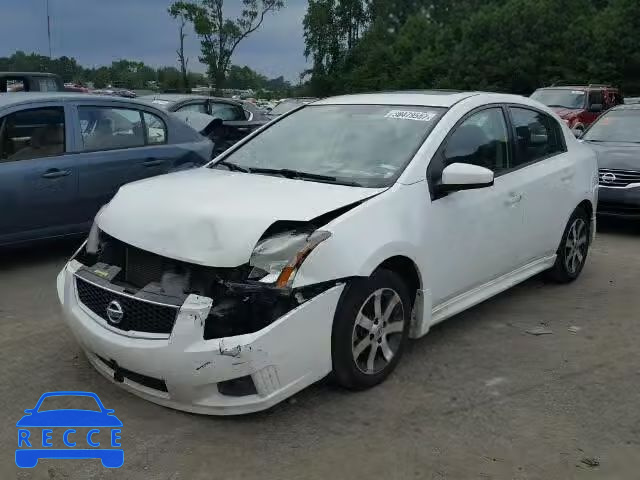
[583,109,640,143]
[269,99,314,116]
[531,89,586,109]
[212,104,445,187]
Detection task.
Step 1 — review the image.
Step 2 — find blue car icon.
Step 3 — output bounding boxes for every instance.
[16,391,123,468]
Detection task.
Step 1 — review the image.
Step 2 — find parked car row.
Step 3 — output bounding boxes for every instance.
[55,90,600,415]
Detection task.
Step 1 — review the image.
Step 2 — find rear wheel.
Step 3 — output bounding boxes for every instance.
[331,269,410,390]
[545,207,590,283]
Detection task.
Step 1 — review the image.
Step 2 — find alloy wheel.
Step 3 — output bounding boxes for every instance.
[351,288,405,375]
[564,217,588,274]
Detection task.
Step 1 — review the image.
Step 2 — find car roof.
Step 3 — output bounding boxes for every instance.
[0,92,160,110]
[0,71,60,78]
[139,94,209,103]
[536,85,618,91]
[314,91,485,108]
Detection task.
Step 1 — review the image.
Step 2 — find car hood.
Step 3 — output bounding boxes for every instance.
[16,410,123,427]
[584,141,640,170]
[550,107,582,118]
[97,168,385,267]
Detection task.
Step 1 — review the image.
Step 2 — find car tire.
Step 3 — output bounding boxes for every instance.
[545,207,590,283]
[331,269,411,390]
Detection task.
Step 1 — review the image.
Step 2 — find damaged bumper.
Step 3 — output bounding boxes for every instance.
[57,260,343,415]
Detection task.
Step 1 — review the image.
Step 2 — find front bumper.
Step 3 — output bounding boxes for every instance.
[58,261,343,415]
[598,185,640,218]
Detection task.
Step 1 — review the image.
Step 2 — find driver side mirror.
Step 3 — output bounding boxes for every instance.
[589,103,603,113]
[572,128,583,138]
[435,163,494,195]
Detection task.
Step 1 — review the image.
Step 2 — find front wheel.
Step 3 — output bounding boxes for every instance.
[331,269,411,390]
[545,207,590,283]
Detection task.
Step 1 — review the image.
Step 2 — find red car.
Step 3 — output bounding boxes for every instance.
[530,84,623,133]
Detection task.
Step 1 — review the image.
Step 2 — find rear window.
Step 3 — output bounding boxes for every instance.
[0,107,65,162]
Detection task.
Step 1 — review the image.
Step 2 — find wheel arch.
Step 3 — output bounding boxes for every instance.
[372,255,428,339]
[577,199,593,219]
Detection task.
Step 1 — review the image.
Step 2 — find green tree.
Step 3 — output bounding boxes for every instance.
[169,0,285,92]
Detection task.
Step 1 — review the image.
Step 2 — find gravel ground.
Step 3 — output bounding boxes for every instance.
[1,219,639,480]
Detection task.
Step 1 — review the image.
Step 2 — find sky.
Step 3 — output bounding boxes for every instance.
[0,0,309,82]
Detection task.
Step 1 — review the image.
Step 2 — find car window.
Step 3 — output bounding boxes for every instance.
[509,107,564,167]
[38,77,60,92]
[79,106,145,151]
[5,78,26,92]
[177,103,208,114]
[589,90,604,106]
[144,112,167,144]
[0,107,65,163]
[210,103,244,121]
[37,395,101,412]
[444,108,509,173]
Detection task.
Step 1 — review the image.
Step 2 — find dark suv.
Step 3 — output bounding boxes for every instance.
[530,84,623,133]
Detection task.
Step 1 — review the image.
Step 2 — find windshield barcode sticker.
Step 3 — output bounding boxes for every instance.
[385,110,437,122]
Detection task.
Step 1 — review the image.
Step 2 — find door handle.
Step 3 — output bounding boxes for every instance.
[505,192,523,206]
[143,159,163,167]
[41,169,71,179]
[561,173,575,182]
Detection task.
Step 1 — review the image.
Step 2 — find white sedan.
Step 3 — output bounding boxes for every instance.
[57,91,598,414]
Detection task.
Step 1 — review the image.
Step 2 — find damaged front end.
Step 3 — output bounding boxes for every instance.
[72,224,338,340]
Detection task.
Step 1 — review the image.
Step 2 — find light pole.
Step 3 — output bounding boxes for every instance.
[46,0,52,58]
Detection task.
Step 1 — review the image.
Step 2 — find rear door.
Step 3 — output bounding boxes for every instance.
[506,106,574,262]
[0,104,82,245]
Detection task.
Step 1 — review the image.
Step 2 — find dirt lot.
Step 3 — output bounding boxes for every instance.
[1,219,639,480]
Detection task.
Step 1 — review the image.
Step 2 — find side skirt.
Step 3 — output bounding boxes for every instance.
[410,255,557,339]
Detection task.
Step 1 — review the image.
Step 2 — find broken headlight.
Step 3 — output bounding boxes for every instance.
[249,230,331,287]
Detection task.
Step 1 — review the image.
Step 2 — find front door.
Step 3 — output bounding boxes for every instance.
[0,105,82,245]
[425,106,525,306]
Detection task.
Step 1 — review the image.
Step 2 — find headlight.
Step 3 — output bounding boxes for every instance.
[86,205,107,254]
[249,230,331,287]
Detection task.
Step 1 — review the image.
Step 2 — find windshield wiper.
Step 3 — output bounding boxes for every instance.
[248,167,363,186]
[214,160,250,173]
[249,167,336,181]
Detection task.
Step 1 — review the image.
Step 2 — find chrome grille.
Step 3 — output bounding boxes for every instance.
[599,168,640,187]
[75,276,179,335]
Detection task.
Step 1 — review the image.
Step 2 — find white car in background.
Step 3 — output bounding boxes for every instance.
[57,91,598,415]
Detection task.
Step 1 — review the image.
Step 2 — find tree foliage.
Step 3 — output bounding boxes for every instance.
[303,0,640,96]
[169,0,284,92]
